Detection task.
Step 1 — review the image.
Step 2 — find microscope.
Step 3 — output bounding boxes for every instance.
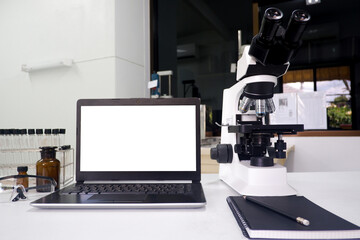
[211,8,310,196]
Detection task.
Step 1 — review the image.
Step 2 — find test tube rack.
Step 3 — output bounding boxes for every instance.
[0,148,74,187]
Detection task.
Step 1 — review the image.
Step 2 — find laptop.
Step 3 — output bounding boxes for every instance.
[31,98,206,208]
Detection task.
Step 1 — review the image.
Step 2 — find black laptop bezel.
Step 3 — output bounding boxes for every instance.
[76,98,201,183]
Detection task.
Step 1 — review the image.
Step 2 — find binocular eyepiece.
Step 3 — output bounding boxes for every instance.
[249,7,310,65]
[284,10,311,45]
[258,8,283,44]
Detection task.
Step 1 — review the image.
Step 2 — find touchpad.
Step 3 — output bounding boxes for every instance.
[87,194,146,203]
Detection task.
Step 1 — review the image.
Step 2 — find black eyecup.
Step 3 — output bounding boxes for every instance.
[284,9,311,46]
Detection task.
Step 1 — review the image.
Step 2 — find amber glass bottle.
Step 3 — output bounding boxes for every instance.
[17,166,29,188]
[36,147,60,191]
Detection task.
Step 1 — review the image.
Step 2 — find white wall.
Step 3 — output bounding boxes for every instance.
[115,0,150,98]
[283,136,360,172]
[0,0,149,148]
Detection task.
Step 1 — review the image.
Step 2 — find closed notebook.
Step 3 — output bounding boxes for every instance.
[227,195,360,239]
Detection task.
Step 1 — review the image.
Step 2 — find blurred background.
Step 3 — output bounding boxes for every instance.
[151,0,360,135]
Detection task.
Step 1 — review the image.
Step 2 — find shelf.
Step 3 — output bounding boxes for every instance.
[286,130,360,137]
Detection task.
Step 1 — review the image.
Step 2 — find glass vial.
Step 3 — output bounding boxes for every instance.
[59,129,66,146]
[19,129,29,164]
[3,129,14,164]
[36,129,45,148]
[36,147,60,191]
[28,129,36,148]
[0,129,5,163]
[27,129,38,172]
[12,129,22,164]
[17,166,29,188]
[51,129,60,146]
[0,129,5,150]
[44,129,52,146]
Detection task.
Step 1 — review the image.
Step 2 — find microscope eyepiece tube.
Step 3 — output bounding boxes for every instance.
[255,99,266,118]
[292,9,311,22]
[258,7,283,44]
[284,9,311,45]
[239,96,253,113]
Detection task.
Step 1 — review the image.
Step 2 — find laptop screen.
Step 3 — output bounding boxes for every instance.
[80,105,196,172]
[76,98,201,182]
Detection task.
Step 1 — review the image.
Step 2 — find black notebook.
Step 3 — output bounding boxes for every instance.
[227,195,360,239]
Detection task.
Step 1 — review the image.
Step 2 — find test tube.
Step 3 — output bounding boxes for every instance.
[0,130,5,167]
[0,129,4,150]
[59,129,66,146]
[44,129,52,146]
[28,129,38,164]
[12,129,22,164]
[0,130,3,176]
[19,129,28,148]
[52,129,60,146]
[19,129,29,164]
[28,129,36,149]
[8,129,15,149]
[3,130,14,164]
[36,129,45,148]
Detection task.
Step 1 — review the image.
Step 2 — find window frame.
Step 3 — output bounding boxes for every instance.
[279,64,358,133]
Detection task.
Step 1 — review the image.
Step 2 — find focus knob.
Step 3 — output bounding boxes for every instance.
[275,139,287,158]
[210,144,233,164]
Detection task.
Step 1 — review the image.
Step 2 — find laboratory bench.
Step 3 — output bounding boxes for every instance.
[0,172,359,240]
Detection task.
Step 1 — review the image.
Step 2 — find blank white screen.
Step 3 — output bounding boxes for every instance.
[80,105,197,171]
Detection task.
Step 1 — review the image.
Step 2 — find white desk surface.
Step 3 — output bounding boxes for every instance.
[1,171,360,240]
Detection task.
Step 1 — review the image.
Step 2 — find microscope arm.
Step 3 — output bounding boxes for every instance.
[211,7,310,196]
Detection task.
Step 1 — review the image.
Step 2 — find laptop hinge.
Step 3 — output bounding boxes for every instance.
[192,180,200,183]
[82,180,193,184]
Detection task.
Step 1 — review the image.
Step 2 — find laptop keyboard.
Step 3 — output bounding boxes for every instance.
[61,183,192,195]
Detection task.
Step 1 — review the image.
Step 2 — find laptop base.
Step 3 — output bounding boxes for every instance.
[31,182,206,209]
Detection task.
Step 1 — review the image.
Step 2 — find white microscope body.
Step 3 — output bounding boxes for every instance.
[211,7,310,196]
[218,46,295,196]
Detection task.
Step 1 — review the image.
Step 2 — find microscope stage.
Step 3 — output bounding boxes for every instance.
[228,124,304,135]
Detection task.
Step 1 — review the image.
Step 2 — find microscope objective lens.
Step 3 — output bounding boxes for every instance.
[255,99,266,117]
[265,98,276,113]
[239,96,253,113]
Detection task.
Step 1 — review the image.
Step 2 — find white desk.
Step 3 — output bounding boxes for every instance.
[1,172,359,240]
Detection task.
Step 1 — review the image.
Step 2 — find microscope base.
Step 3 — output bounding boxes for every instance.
[219,161,296,196]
